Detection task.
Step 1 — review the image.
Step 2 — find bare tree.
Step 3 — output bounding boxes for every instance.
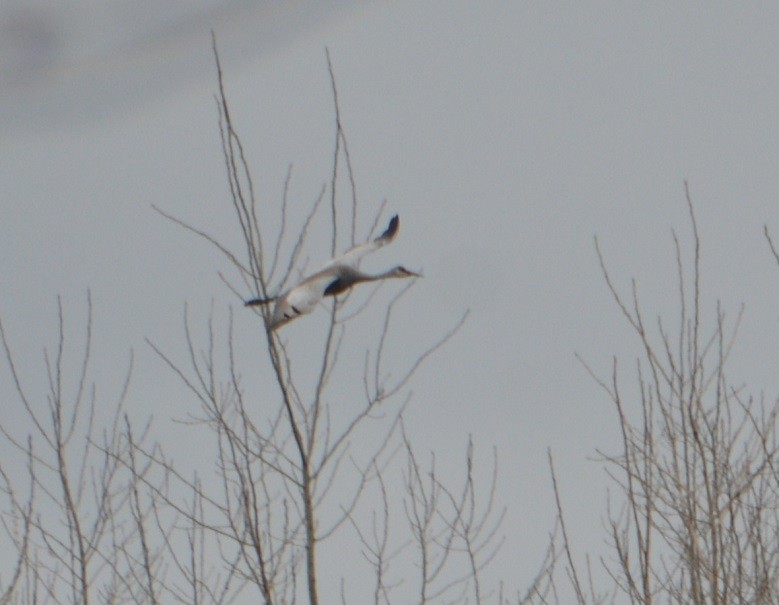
[537,187,779,605]
[0,292,175,604]
[0,40,507,605]
[139,39,504,604]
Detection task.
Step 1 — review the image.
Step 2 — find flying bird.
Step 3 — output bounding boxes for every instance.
[246,215,420,330]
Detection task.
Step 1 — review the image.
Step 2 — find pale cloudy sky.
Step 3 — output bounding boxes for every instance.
[2,2,779,600]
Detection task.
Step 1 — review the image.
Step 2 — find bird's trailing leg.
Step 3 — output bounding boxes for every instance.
[245,296,277,307]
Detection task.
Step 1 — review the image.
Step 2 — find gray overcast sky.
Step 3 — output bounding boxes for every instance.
[3,1,779,600]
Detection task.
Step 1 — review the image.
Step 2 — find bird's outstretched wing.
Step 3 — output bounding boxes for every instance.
[320,215,399,272]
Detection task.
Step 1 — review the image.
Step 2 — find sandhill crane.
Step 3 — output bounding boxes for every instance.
[245,215,420,330]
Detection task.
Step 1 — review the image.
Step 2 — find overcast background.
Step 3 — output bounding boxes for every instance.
[3,1,779,600]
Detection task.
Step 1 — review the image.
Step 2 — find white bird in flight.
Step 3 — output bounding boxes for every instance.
[246,215,420,330]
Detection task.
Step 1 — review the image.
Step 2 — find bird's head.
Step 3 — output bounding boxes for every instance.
[390,266,422,278]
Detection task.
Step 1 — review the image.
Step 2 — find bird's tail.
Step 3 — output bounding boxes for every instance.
[245,296,276,307]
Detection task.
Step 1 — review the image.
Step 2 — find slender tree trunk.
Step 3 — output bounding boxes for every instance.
[303,465,318,605]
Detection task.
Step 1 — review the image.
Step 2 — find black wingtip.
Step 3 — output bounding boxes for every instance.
[245,297,274,307]
[380,214,400,240]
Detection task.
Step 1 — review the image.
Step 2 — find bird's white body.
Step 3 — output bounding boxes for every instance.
[272,270,337,325]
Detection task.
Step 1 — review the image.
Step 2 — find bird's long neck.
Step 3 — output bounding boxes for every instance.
[358,268,399,282]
